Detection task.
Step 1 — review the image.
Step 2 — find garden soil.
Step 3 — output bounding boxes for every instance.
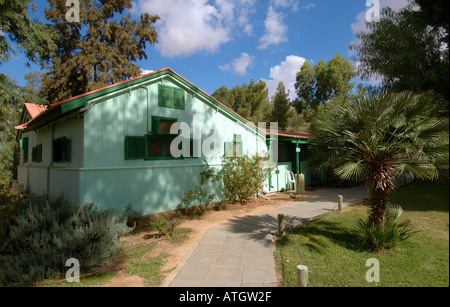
[100,192,316,287]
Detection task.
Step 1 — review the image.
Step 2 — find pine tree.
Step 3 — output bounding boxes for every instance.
[41,0,160,103]
[212,80,271,124]
[270,82,291,131]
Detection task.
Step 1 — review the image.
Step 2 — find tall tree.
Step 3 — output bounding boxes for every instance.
[270,82,291,131]
[0,0,58,66]
[212,80,271,124]
[351,2,449,102]
[1,0,58,184]
[0,76,39,183]
[293,52,355,120]
[41,0,160,103]
[310,91,448,230]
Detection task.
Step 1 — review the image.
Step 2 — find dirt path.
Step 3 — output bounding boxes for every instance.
[101,192,316,287]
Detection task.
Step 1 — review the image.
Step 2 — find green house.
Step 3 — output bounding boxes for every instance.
[15,68,311,214]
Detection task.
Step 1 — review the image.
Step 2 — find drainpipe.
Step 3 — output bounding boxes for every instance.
[47,124,55,200]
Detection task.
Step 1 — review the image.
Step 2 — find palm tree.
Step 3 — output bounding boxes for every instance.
[310,91,448,226]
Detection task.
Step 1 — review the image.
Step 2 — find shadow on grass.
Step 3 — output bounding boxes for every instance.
[390,179,449,213]
[278,219,363,253]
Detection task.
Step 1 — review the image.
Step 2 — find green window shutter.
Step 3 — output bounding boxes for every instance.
[158,84,185,110]
[22,138,29,163]
[125,136,145,160]
[224,141,234,157]
[159,84,173,108]
[172,87,185,109]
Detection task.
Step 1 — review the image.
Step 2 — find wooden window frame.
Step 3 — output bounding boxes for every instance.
[151,116,180,135]
[53,137,71,163]
[144,134,186,161]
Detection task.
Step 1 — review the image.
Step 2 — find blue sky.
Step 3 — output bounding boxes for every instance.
[0,0,410,102]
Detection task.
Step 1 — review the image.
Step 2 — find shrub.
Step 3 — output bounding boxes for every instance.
[0,197,132,286]
[122,203,143,232]
[177,186,216,217]
[205,154,272,203]
[0,184,23,253]
[354,203,417,253]
[151,216,179,238]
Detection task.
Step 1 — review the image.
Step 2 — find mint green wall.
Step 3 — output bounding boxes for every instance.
[81,76,267,214]
[17,117,83,204]
[18,73,269,214]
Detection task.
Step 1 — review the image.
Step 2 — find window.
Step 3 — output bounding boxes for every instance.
[224,134,244,157]
[53,137,71,163]
[125,136,146,160]
[21,138,29,163]
[125,135,191,160]
[125,115,193,160]
[158,84,185,110]
[32,144,43,163]
[151,116,180,134]
[234,134,244,157]
[145,134,185,160]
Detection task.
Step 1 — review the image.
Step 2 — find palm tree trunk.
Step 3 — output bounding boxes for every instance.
[368,186,389,226]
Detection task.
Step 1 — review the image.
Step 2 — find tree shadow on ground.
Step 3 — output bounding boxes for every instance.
[278,219,362,253]
[225,213,362,251]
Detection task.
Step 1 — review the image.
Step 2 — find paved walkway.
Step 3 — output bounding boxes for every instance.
[168,186,367,287]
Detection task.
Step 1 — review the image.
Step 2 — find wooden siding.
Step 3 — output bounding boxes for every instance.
[81,76,267,214]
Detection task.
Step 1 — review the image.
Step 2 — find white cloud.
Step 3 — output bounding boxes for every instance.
[219,52,255,75]
[271,0,299,11]
[136,0,256,57]
[302,3,316,10]
[262,55,306,101]
[140,68,154,75]
[258,6,288,50]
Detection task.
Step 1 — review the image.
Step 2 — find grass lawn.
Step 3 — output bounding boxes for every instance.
[274,179,449,287]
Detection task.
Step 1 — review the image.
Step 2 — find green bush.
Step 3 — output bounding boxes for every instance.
[0,185,23,253]
[151,216,179,238]
[0,197,132,286]
[354,203,417,253]
[204,154,272,203]
[177,186,216,217]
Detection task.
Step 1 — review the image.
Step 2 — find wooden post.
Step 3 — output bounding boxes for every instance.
[278,214,285,237]
[338,195,343,211]
[296,265,309,287]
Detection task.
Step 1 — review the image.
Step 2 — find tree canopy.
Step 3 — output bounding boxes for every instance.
[40,0,160,103]
[293,52,355,120]
[351,1,449,102]
[212,80,271,124]
[0,0,58,66]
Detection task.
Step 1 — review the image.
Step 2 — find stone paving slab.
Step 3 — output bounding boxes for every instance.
[169,186,367,287]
